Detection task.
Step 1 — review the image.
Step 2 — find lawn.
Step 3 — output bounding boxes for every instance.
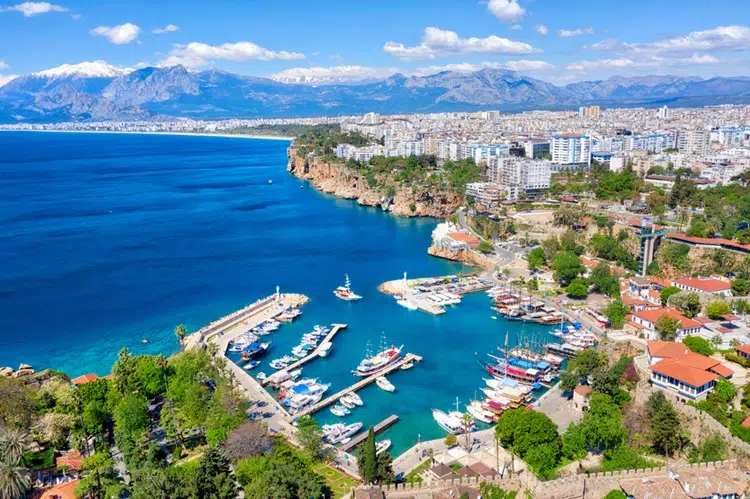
[404,458,432,484]
[312,463,359,499]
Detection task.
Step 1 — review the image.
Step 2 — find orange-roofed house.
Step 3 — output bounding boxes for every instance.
[56,450,83,471]
[35,479,79,499]
[447,232,480,247]
[671,276,732,297]
[735,345,750,361]
[71,373,98,386]
[630,307,704,341]
[647,340,733,402]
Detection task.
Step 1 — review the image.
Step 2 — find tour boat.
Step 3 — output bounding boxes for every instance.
[432,409,462,434]
[334,274,362,301]
[376,376,396,392]
[277,308,301,322]
[352,334,403,376]
[241,341,270,361]
[243,360,261,370]
[466,400,494,424]
[376,440,392,456]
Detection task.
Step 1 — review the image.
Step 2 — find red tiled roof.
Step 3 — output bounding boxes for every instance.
[723,314,740,321]
[574,385,592,396]
[631,307,703,330]
[447,232,480,245]
[667,232,750,253]
[36,479,79,499]
[71,373,98,386]
[695,316,715,324]
[55,450,83,471]
[580,256,599,268]
[735,345,750,356]
[649,277,671,288]
[742,414,750,428]
[647,340,688,358]
[711,364,734,378]
[621,296,649,307]
[650,358,718,387]
[673,277,731,293]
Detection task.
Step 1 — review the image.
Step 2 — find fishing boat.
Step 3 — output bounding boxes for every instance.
[244,360,261,370]
[376,440,392,456]
[334,274,362,301]
[269,355,294,370]
[342,392,363,406]
[277,308,301,322]
[432,409,462,434]
[352,334,403,376]
[330,405,350,417]
[240,342,270,361]
[376,376,395,392]
[466,400,494,424]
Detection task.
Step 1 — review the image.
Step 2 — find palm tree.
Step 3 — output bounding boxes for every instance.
[0,427,26,464]
[461,413,473,449]
[175,324,187,347]
[0,460,30,499]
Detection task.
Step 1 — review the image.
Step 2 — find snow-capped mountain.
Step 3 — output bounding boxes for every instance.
[269,66,393,86]
[32,61,134,80]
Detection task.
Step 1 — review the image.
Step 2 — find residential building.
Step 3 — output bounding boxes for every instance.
[578,105,600,118]
[671,276,732,296]
[630,307,703,340]
[465,182,504,206]
[523,140,550,159]
[677,129,710,155]
[572,384,591,410]
[499,157,552,200]
[657,105,669,120]
[644,175,714,191]
[736,345,750,361]
[647,340,733,402]
[694,315,750,349]
[551,133,591,170]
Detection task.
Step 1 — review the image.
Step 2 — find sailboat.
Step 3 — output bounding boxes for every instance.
[334,274,362,301]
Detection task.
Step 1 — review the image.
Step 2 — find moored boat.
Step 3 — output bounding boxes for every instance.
[432,409,462,434]
[376,376,395,392]
[352,334,403,377]
[376,440,391,455]
[334,274,362,301]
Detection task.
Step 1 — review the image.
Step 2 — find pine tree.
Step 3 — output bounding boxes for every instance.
[362,427,378,484]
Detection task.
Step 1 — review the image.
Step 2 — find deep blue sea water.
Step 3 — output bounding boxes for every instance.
[0,131,555,455]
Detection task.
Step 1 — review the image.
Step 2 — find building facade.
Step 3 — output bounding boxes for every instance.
[551,133,591,170]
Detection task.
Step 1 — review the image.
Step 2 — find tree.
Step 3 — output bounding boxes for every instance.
[714,379,737,404]
[732,278,750,296]
[359,427,378,484]
[524,442,559,479]
[660,286,681,306]
[559,372,579,394]
[175,324,188,346]
[710,334,723,349]
[697,435,727,462]
[75,453,124,499]
[221,421,271,462]
[571,349,606,377]
[196,447,238,499]
[647,392,683,456]
[590,264,620,297]
[669,292,701,318]
[0,427,26,465]
[0,460,30,499]
[552,251,585,285]
[590,366,619,396]
[527,247,546,271]
[566,278,589,298]
[376,452,395,484]
[683,336,713,356]
[562,422,587,461]
[604,299,630,330]
[495,409,560,460]
[706,300,732,319]
[604,491,626,499]
[578,394,627,451]
[0,378,37,430]
[444,433,457,447]
[113,395,149,443]
[295,416,324,460]
[654,314,681,341]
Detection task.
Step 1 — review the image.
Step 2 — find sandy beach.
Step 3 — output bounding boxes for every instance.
[0,129,295,141]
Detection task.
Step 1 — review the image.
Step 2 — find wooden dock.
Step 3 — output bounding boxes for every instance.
[341,414,399,452]
[262,324,347,386]
[293,353,421,418]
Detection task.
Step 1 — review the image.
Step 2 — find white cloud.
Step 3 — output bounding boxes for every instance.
[510,24,522,31]
[487,0,525,23]
[160,41,305,68]
[535,25,548,36]
[414,60,554,75]
[383,27,540,61]
[0,1,67,17]
[269,65,398,83]
[0,61,7,70]
[565,53,721,72]
[70,13,79,19]
[587,25,750,54]
[558,27,595,38]
[90,23,142,45]
[152,24,179,35]
[0,74,19,87]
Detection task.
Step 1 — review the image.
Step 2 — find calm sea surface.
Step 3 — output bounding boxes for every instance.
[0,131,555,454]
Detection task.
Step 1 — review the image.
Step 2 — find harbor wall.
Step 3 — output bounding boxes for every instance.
[287,147,460,218]
[354,460,742,499]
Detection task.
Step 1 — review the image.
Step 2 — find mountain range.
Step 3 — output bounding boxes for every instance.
[1,62,749,123]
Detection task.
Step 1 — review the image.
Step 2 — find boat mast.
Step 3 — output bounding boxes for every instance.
[379,331,387,352]
[504,331,509,381]
[345,274,351,291]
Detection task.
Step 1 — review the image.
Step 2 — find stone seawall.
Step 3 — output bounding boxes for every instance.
[287,148,460,218]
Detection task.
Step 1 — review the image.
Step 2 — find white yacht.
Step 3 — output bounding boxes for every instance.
[432,409,462,434]
[376,376,395,392]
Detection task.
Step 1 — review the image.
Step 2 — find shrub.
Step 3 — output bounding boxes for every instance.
[683,336,713,356]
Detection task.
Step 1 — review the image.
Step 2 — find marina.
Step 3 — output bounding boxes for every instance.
[261,323,348,386]
[341,414,400,452]
[379,272,493,315]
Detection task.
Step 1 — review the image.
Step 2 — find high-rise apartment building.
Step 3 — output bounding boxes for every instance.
[677,130,710,155]
[578,106,600,118]
[551,134,591,170]
[499,158,552,200]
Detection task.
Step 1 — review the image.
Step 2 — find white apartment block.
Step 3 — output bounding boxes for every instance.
[499,158,552,200]
[551,134,591,170]
[677,130,710,155]
[465,182,504,206]
[472,145,509,165]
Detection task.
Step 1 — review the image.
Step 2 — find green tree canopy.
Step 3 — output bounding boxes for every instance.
[683,336,713,356]
[552,251,585,285]
[566,278,589,299]
[706,300,732,320]
[660,286,681,306]
[654,314,681,341]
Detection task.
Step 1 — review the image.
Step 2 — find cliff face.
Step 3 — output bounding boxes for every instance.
[287,149,460,218]
[427,245,495,269]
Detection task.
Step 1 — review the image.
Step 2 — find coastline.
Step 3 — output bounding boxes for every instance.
[0,129,295,141]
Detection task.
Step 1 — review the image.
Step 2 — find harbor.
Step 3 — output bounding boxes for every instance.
[341,414,400,452]
[379,272,493,315]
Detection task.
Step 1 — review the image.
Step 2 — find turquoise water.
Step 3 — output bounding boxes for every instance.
[0,131,555,456]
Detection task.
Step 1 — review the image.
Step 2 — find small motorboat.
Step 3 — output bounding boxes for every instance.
[340,397,356,409]
[342,392,363,406]
[400,361,414,370]
[376,440,391,456]
[330,404,350,417]
[268,179,273,184]
[244,360,261,370]
[256,372,267,381]
[491,316,498,320]
[376,376,395,392]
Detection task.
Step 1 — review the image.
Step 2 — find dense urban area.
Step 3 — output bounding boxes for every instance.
[4,103,750,499]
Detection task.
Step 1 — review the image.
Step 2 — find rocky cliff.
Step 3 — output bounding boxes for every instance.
[427,245,495,269]
[287,148,460,218]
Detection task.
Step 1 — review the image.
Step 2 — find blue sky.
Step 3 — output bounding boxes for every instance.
[1,0,749,85]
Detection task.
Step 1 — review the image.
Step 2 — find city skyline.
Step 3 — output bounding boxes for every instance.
[1,0,749,88]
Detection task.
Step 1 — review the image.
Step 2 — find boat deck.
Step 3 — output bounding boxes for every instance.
[341,414,399,452]
[262,323,347,386]
[293,353,422,418]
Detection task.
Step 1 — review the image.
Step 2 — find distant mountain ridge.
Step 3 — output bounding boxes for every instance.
[1,63,749,123]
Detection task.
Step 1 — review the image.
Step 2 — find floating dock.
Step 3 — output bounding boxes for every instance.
[293,353,422,418]
[341,414,399,452]
[262,323,348,387]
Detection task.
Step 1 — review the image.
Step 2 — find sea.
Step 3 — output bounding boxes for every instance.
[0,131,557,456]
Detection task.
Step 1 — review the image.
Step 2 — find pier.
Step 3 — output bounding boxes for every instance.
[262,323,348,386]
[341,414,399,452]
[294,353,422,418]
